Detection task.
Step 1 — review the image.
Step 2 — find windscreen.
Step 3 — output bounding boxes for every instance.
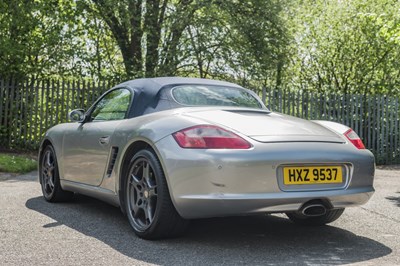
[171,85,262,108]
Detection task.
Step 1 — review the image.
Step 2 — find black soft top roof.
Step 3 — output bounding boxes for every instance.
[117,77,244,117]
[119,77,242,96]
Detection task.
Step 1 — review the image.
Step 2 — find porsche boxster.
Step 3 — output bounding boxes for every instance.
[39,77,375,239]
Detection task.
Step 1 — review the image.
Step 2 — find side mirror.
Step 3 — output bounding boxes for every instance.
[68,109,86,122]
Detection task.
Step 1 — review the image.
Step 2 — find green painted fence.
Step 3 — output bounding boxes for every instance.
[0,78,111,151]
[0,77,399,164]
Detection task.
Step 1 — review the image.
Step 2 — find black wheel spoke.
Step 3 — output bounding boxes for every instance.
[133,202,141,218]
[129,186,136,208]
[48,165,55,172]
[145,204,153,223]
[143,162,151,186]
[43,174,48,187]
[130,174,141,185]
[48,177,55,189]
[45,152,52,167]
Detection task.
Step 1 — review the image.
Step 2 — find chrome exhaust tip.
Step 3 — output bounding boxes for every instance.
[301,204,327,217]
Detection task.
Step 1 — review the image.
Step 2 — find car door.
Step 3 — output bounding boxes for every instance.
[62,88,133,186]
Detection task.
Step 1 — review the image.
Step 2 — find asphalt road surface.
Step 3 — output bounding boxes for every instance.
[0,167,399,266]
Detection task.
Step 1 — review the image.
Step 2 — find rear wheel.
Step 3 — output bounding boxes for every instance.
[286,208,345,226]
[125,149,188,239]
[40,145,74,202]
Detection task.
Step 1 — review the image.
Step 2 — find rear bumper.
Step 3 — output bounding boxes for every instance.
[155,137,375,219]
[173,187,374,218]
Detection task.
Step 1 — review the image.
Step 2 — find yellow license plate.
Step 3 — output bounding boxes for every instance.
[283,166,343,185]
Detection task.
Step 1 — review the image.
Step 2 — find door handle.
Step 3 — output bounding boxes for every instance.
[99,136,110,145]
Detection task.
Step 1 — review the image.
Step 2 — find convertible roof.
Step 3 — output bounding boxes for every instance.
[117,77,243,117]
[119,77,242,94]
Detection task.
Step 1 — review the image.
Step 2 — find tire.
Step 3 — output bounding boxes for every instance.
[39,145,74,202]
[125,149,188,239]
[286,208,345,226]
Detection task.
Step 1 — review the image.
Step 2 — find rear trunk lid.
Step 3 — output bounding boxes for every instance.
[183,109,345,143]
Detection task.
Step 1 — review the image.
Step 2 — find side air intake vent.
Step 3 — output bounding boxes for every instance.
[106,147,119,177]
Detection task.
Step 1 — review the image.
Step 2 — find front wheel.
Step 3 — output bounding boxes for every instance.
[286,208,345,226]
[125,149,188,239]
[40,145,74,202]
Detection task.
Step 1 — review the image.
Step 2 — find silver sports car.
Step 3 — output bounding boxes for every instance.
[39,77,375,239]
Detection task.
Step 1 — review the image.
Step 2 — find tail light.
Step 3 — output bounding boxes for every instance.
[172,125,252,149]
[344,129,365,149]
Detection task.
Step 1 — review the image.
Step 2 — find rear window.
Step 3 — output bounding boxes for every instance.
[171,85,262,108]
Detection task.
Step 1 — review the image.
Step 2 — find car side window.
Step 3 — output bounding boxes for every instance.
[90,89,132,121]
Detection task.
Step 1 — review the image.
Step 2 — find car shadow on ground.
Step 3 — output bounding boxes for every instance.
[26,195,391,265]
[386,192,400,207]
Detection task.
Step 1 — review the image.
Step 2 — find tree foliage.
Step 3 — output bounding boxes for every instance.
[0,0,122,80]
[179,0,288,89]
[287,0,400,95]
[0,0,399,96]
[84,0,288,86]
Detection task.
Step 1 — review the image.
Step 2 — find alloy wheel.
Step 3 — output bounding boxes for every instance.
[41,150,55,196]
[127,157,158,231]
